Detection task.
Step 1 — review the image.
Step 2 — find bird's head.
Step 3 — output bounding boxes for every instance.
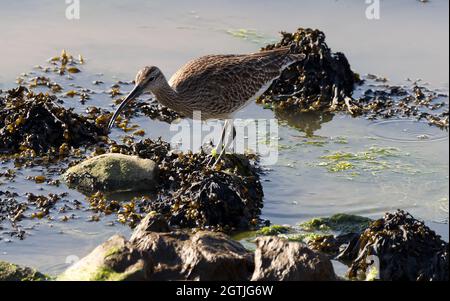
[108,66,164,129]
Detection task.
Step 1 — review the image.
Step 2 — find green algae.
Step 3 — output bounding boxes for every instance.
[256,225,291,236]
[315,146,417,175]
[91,266,129,281]
[226,29,276,45]
[0,261,50,281]
[299,213,372,234]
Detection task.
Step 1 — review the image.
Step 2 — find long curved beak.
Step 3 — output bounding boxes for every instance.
[108,85,143,130]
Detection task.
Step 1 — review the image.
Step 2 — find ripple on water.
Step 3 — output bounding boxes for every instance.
[368,120,449,143]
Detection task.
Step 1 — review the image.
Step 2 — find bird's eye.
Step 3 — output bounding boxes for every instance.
[148,76,156,82]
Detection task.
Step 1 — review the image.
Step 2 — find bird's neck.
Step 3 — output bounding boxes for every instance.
[152,79,187,115]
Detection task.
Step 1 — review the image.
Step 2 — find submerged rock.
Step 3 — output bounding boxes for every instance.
[299,213,372,234]
[338,210,449,281]
[251,236,336,281]
[63,153,158,194]
[0,261,49,281]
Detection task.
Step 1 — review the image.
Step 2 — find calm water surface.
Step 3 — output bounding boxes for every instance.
[0,0,448,275]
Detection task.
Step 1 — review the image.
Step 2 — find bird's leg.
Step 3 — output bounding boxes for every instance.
[211,122,236,168]
[207,120,229,166]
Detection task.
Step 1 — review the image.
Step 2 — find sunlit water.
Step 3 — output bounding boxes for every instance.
[0,0,448,276]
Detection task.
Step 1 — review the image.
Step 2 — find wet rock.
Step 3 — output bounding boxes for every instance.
[0,86,106,157]
[338,210,449,281]
[60,214,254,281]
[63,153,158,194]
[0,261,49,281]
[131,211,171,234]
[251,236,336,281]
[132,231,254,281]
[57,235,146,281]
[110,139,264,231]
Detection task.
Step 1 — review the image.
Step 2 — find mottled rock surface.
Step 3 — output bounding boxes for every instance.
[59,213,254,281]
[63,153,158,194]
[57,235,146,281]
[251,236,336,281]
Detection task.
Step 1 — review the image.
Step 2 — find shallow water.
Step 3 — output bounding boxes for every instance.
[0,0,448,275]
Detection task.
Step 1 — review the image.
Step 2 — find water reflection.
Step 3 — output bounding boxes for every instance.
[274,108,334,137]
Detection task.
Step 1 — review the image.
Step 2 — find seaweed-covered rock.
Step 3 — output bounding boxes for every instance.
[251,236,336,281]
[104,138,264,231]
[259,28,357,112]
[338,210,449,281]
[259,28,449,129]
[0,261,49,281]
[0,87,106,156]
[63,153,158,194]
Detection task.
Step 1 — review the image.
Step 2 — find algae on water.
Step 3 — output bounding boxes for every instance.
[315,146,418,175]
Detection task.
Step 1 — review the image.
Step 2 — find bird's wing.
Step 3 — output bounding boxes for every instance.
[169,49,302,108]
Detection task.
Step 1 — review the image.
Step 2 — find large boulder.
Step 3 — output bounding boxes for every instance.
[251,236,336,281]
[57,235,146,281]
[63,153,158,194]
[59,213,254,281]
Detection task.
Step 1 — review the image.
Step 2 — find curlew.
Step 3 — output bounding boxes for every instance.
[108,47,305,165]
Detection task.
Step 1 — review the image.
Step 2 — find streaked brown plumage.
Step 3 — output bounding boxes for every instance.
[108,47,305,128]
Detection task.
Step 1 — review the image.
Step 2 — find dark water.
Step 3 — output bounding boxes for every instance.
[0,0,448,275]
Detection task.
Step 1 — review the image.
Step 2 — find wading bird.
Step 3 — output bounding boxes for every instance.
[108,47,305,166]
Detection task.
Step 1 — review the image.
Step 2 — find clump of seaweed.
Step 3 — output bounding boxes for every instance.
[0,86,107,157]
[338,210,449,281]
[259,28,357,113]
[85,138,264,231]
[260,28,449,129]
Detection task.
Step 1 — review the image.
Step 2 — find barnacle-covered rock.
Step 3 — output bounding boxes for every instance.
[338,210,449,281]
[63,153,158,194]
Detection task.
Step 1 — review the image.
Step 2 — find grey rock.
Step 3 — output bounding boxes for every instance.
[57,235,146,281]
[63,153,158,194]
[131,230,254,281]
[251,236,336,281]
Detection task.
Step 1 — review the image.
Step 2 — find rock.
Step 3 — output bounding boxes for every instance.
[131,211,171,235]
[0,261,49,281]
[57,235,146,281]
[131,230,254,281]
[63,153,158,194]
[338,210,449,281]
[251,236,336,281]
[59,213,254,281]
